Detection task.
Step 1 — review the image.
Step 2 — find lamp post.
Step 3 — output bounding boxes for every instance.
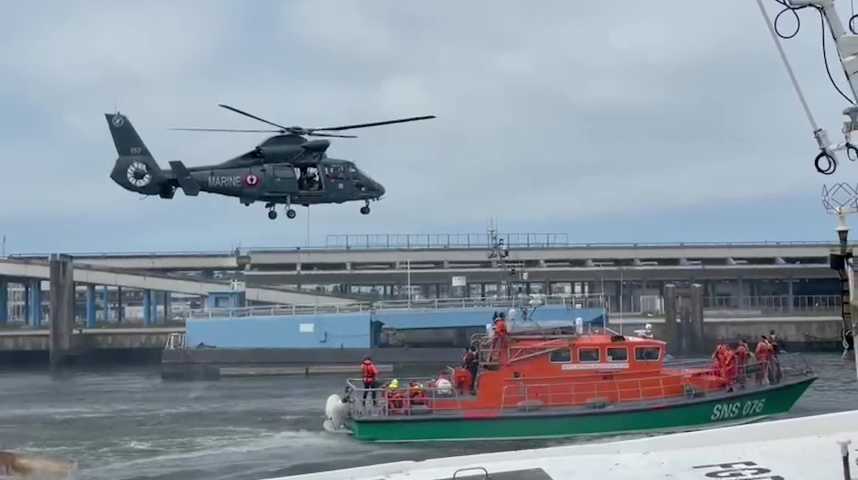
[834,206,858,380]
[406,258,411,309]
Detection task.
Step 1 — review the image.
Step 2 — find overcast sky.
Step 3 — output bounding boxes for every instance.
[1,1,855,253]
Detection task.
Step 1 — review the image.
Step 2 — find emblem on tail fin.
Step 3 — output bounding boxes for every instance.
[111,114,126,128]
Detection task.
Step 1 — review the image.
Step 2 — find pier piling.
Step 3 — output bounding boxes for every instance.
[49,254,75,367]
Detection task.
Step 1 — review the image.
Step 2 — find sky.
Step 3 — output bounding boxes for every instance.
[0,1,856,253]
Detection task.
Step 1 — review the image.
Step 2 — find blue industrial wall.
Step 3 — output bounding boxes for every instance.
[187,306,606,349]
[186,312,372,349]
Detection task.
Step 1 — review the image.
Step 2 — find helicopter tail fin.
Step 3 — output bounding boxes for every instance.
[105,113,167,195]
[168,161,200,196]
[105,113,152,157]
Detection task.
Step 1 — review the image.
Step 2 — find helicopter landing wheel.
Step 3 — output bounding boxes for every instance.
[286,208,297,219]
[360,205,370,215]
[267,209,278,220]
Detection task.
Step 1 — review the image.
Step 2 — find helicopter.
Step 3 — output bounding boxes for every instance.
[104,104,434,220]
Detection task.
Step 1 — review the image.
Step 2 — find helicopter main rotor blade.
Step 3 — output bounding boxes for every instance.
[170,128,284,133]
[307,132,358,138]
[218,104,290,131]
[313,115,436,132]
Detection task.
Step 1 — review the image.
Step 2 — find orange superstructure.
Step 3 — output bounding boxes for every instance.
[430,332,726,414]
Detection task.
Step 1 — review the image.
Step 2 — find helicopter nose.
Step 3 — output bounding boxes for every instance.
[375,182,385,197]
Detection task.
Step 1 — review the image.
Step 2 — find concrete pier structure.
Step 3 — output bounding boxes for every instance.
[49,254,75,366]
[0,237,850,370]
[689,284,705,354]
[86,284,96,328]
[28,280,42,327]
[143,290,152,326]
[663,284,678,354]
[0,278,7,325]
[103,285,110,323]
[117,286,124,323]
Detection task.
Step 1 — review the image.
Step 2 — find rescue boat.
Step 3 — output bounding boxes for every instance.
[324,326,816,442]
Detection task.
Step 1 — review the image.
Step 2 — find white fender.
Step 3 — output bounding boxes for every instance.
[435,378,453,396]
[323,394,349,433]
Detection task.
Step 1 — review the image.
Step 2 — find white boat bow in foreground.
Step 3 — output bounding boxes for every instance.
[273,410,858,479]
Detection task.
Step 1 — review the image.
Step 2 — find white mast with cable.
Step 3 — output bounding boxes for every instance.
[757,0,858,173]
[759,0,858,378]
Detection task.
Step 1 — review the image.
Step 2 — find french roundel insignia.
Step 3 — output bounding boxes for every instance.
[244,174,260,187]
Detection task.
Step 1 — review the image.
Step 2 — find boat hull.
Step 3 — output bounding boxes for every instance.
[349,377,816,442]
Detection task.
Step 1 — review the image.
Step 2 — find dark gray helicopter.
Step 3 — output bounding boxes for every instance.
[105,104,434,219]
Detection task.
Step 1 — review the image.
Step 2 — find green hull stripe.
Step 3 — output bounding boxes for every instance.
[350,377,815,442]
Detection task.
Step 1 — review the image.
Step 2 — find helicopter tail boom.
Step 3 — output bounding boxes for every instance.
[105,113,169,196]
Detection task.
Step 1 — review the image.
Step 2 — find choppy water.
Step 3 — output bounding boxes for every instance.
[0,353,855,480]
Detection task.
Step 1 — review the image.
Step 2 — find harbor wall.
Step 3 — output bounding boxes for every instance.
[185,306,605,349]
[186,313,372,349]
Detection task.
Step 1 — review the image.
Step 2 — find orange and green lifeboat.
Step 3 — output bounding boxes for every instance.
[333,332,816,442]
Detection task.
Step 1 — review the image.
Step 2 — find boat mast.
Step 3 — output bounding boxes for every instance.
[757,0,858,378]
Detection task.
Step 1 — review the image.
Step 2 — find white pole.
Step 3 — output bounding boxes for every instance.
[835,207,858,380]
[815,0,858,101]
[848,256,858,381]
[619,269,624,335]
[305,206,311,247]
[754,0,821,130]
[407,258,412,309]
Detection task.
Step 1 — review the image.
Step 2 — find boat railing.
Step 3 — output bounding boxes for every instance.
[665,352,812,378]
[164,332,186,350]
[345,374,470,418]
[499,353,812,411]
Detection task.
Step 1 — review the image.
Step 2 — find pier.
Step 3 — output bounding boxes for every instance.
[0,236,850,366]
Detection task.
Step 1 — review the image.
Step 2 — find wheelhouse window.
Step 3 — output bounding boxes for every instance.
[635,346,661,361]
[578,348,600,363]
[607,347,628,362]
[549,348,571,363]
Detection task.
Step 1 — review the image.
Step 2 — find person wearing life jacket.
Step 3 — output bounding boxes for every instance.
[495,312,509,338]
[711,343,727,375]
[408,381,427,406]
[386,378,405,413]
[768,330,782,384]
[721,346,737,391]
[709,343,733,389]
[361,356,380,405]
[462,346,479,394]
[491,312,509,363]
[754,336,772,385]
[735,339,750,387]
[453,367,473,395]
